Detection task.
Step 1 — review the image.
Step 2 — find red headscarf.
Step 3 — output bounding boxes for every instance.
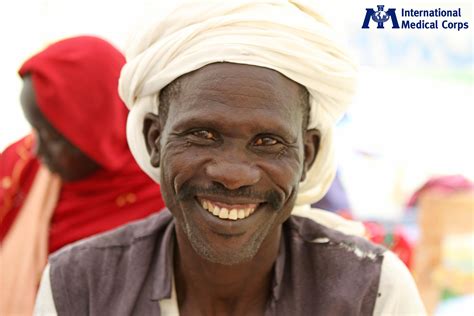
[0,36,165,252]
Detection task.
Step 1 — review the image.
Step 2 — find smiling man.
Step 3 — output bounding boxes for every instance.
[34,1,425,315]
[152,63,317,269]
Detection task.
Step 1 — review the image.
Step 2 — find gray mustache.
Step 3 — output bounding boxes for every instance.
[177,182,283,211]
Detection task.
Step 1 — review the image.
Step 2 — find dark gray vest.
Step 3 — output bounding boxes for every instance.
[49,210,385,315]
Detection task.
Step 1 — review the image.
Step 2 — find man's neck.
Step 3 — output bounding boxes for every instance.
[174,226,282,316]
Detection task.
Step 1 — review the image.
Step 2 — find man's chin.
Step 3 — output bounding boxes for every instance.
[174,192,291,265]
[183,220,270,265]
[195,245,255,266]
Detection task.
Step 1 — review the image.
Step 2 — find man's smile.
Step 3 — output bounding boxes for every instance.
[190,195,273,238]
[198,197,259,220]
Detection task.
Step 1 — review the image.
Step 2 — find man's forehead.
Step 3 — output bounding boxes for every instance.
[167,62,305,112]
[178,62,302,91]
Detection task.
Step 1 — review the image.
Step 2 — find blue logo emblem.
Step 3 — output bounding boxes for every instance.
[362,5,400,29]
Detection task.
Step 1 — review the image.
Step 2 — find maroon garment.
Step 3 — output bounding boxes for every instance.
[407,175,474,207]
[1,36,165,252]
[18,36,129,170]
[49,210,385,315]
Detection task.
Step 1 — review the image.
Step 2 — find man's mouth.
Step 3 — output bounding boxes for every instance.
[198,198,258,221]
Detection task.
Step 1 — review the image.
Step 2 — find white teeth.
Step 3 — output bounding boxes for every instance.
[200,199,257,221]
[218,208,229,219]
[229,209,238,220]
[212,205,220,216]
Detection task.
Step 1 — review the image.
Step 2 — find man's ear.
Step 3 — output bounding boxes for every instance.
[301,129,320,182]
[143,113,162,168]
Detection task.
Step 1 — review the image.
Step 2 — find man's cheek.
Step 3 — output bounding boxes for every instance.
[261,164,301,196]
[161,149,201,197]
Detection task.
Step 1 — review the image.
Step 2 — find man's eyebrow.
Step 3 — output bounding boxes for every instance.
[172,115,298,142]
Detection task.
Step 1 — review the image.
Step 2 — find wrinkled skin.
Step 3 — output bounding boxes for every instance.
[20,76,100,181]
[145,62,320,265]
[144,63,320,315]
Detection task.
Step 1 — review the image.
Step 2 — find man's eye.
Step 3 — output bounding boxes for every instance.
[192,130,216,140]
[254,137,278,146]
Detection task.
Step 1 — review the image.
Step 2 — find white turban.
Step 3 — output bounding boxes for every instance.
[119,0,357,206]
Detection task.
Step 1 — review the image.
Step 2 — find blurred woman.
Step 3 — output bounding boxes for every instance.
[0,36,165,314]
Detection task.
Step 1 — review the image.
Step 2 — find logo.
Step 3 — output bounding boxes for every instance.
[362,5,400,29]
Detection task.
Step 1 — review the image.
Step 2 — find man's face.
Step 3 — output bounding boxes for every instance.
[146,63,319,264]
[20,76,100,181]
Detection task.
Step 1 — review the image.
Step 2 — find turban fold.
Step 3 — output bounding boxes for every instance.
[119,0,357,205]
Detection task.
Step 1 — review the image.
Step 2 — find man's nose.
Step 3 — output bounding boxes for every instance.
[205,160,261,190]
